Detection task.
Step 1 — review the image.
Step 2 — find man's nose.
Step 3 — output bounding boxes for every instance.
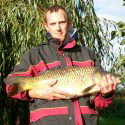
[56,24,61,30]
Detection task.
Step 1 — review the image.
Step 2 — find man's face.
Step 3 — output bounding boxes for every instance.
[44,9,71,42]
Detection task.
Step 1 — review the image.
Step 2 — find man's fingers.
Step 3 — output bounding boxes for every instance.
[107,75,113,84]
[53,93,67,99]
[101,75,108,88]
[45,86,69,100]
[113,83,116,90]
[98,76,107,92]
[99,74,118,96]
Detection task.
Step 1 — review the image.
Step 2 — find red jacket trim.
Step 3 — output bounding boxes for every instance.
[46,61,60,69]
[72,60,95,66]
[30,106,97,123]
[30,106,68,123]
[8,61,60,76]
[63,40,76,49]
[5,61,61,99]
[80,106,98,114]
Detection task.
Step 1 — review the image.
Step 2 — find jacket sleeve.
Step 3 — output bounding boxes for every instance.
[92,93,116,109]
[4,48,44,100]
[89,50,116,109]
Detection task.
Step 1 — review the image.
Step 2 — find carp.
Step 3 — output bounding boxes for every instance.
[4,66,124,98]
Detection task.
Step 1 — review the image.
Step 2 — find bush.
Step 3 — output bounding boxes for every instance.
[98,98,125,118]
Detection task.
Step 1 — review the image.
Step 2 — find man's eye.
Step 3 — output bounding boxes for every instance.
[60,21,66,24]
[50,23,56,26]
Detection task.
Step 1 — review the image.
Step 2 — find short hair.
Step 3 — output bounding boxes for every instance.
[44,5,69,23]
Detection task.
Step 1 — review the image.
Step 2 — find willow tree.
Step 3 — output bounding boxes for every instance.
[0,0,117,79]
[111,21,125,69]
[110,0,125,73]
[0,0,119,125]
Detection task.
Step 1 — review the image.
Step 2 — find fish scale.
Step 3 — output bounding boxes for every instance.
[4,66,123,98]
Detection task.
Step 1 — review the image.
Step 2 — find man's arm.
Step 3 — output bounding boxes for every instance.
[90,50,118,108]
[28,80,67,100]
[4,50,67,100]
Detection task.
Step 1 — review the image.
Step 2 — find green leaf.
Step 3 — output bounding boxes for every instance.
[122,32,125,37]
[120,76,125,83]
[111,31,116,40]
[120,39,125,45]
[116,21,125,28]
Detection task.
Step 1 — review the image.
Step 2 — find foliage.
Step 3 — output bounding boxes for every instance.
[110,22,125,76]
[0,0,119,78]
[0,0,45,77]
[110,0,125,72]
[123,0,125,6]
[99,117,125,125]
[111,21,125,45]
[98,98,125,118]
[0,0,123,125]
[116,87,125,98]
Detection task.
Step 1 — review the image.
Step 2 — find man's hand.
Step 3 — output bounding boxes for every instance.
[99,74,120,97]
[28,79,68,100]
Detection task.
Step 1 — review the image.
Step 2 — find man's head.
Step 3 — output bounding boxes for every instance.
[44,5,71,42]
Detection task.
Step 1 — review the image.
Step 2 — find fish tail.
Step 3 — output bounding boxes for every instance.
[4,76,25,96]
[8,83,24,96]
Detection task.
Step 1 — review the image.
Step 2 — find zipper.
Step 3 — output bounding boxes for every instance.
[62,53,72,67]
[72,99,84,125]
[62,53,84,125]
[59,49,82,124]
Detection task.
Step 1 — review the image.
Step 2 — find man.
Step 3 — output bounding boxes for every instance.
[5,5,119,125]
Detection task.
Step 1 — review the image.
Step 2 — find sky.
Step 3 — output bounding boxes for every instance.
[94,0,125,22]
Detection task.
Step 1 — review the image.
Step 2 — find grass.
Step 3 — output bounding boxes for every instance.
[98,97,125,125]
[99,117,125,125]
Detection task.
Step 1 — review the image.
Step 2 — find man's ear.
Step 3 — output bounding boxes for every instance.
[44,22,49,32]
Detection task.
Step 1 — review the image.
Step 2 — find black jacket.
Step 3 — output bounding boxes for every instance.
[5,29,115,125]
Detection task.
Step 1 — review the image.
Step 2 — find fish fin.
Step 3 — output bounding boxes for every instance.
[4,76,25,96]
[81,84,98,96]
[65,94,72,99]
[82,84,96,93]
[82,85,100,96]
[65,94,78,99]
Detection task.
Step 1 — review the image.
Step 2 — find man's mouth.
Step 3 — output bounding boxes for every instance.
[56,32,62,35]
